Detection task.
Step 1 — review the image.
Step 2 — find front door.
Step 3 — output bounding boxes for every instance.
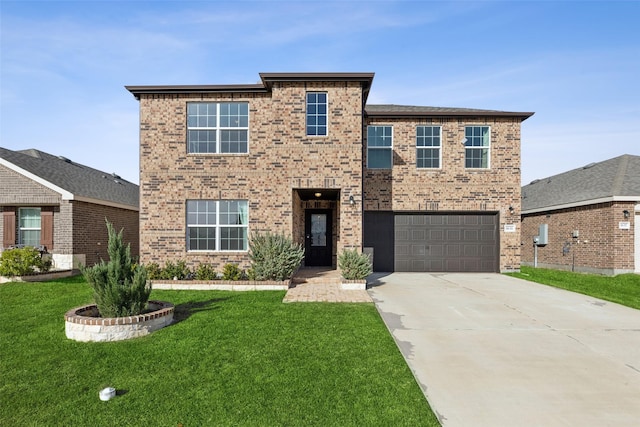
[305,210,332,266]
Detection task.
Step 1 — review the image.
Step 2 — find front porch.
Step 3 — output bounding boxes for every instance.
[285,267,371,303]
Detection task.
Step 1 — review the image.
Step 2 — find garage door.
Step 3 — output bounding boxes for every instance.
[394,214,499,272]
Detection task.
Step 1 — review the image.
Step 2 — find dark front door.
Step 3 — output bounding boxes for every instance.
[305,210,332,266]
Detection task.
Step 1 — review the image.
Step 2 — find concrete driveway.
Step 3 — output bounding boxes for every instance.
[368,273,640,427]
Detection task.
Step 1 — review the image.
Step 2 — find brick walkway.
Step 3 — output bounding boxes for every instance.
[283,267,372,303]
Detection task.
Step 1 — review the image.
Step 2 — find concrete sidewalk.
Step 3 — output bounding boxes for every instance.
[368,273,640,427]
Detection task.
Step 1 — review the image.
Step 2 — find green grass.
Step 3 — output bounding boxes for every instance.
[0,276,439,426]
[507,266,640,310]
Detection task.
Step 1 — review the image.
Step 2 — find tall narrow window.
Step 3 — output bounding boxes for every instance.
[187,102,249,153]
[186,200,248,251]
[367,126,393,169]
[19,208,41,247]
[306,92,327,136]
[416,126,441,168]
[465,126,490,168]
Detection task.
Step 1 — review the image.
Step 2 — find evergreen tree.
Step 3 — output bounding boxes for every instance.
[82,220,150,317]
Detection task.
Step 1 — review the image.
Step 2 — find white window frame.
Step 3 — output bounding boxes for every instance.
[416,126,442,169]
[306,92,328,137]
[18,207,41,247]
[367,125,393,169]
[186,200,249,252]
[187,102,249,154]
[464,126,491,169]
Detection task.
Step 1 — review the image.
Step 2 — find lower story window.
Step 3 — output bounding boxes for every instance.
[19,208,41,247]
[186,200,248,251]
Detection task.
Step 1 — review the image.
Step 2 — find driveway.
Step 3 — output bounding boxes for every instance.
[368,273,640,427]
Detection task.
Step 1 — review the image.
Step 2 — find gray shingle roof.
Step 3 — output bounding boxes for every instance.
[0,147,139,210]
[366,104,534,119]
[522,154,640,213]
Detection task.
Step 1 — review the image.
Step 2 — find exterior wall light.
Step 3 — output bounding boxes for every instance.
[349,195,355,205]
[508,206,515,215]
[623,210,630,219]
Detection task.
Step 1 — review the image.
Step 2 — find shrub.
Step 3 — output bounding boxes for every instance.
[160,260,191,280]
[249,231,304,281]
[0,247,51,276]
[81,221,151,318]
[195,264,217,280]
[222,263,242,281]
[338,249,372,280]
[145,262,162,280]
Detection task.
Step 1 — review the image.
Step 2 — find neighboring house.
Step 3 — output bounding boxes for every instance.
[0,147,139,269]
[521,154,640,275]
[126,72,533,273]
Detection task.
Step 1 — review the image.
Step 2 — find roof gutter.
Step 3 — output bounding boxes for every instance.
[522,196,640,215]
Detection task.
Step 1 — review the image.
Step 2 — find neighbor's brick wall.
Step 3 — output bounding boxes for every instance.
[363,117,523,271]
[521,201,636,275]
[1,164,62,251]
[71,200,140,266]
[138,81,364,270]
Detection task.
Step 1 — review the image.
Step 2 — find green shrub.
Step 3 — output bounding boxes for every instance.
[145,262,162,280]
[222,263,242,281]
[195,264,217,280]
[160,260,191,280]
[81,221,151,318]
[338,249,372,280]
[248,231,304,281]
[0,247,51,276]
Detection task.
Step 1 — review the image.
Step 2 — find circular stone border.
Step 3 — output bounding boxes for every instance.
[65,300,174,342]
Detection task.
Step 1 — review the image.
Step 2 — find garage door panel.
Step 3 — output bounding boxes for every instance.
[395,213,498,273]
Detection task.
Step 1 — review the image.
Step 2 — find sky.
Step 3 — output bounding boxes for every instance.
[1,0,639,185]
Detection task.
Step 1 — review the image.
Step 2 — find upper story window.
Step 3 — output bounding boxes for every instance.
[187,102,249,154]
[19,208,41,247]
[464,126,490,169]
[367,126,393,169]
[416,126,441,169]
[306,92,327,136]
[186,200,248,252]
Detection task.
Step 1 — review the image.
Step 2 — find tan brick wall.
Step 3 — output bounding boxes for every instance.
[521,201,636,275]
[363,117,522,271]
[138,81,364,270]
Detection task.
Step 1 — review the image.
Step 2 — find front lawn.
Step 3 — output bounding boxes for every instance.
[0,276,438,426]
[508,266,640,310]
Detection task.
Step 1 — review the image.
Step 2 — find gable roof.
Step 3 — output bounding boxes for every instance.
[0,147,139,211]
[521,154,640,214]
[365,104,534,120]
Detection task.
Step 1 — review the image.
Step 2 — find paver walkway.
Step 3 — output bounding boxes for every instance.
[284,267,372,303]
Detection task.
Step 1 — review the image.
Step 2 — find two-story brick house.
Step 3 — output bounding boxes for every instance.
[126,73,532,273]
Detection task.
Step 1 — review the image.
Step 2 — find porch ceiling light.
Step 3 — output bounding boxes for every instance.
[314,192,322,198]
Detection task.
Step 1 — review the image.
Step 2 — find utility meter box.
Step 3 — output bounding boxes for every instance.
[537,224,548,246]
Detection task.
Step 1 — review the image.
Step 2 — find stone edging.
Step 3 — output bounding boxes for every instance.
[0,269,76,284]
[340,279,367,290]
[65,300,174,342]
[150,279,290,291]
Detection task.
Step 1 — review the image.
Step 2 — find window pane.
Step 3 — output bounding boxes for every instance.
[368,148,392,169]
[220,130,248,153]
[368,126,392,147]
[417,148,440,168]
[187,200,216,225]
[188,130,216,153]
[188,227,216,251]
[19,208,41,228]
[20,230,41,247]
[220,227,247,251]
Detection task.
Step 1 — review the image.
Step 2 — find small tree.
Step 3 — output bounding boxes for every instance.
[81,220,151,317]
[249,231,304,281]
[338,249,372,280]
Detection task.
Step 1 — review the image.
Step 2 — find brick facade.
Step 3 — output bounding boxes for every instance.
[521,201,636,275]
[137,81,364,270]
[364,117,523,271]
[130,73,530,273]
